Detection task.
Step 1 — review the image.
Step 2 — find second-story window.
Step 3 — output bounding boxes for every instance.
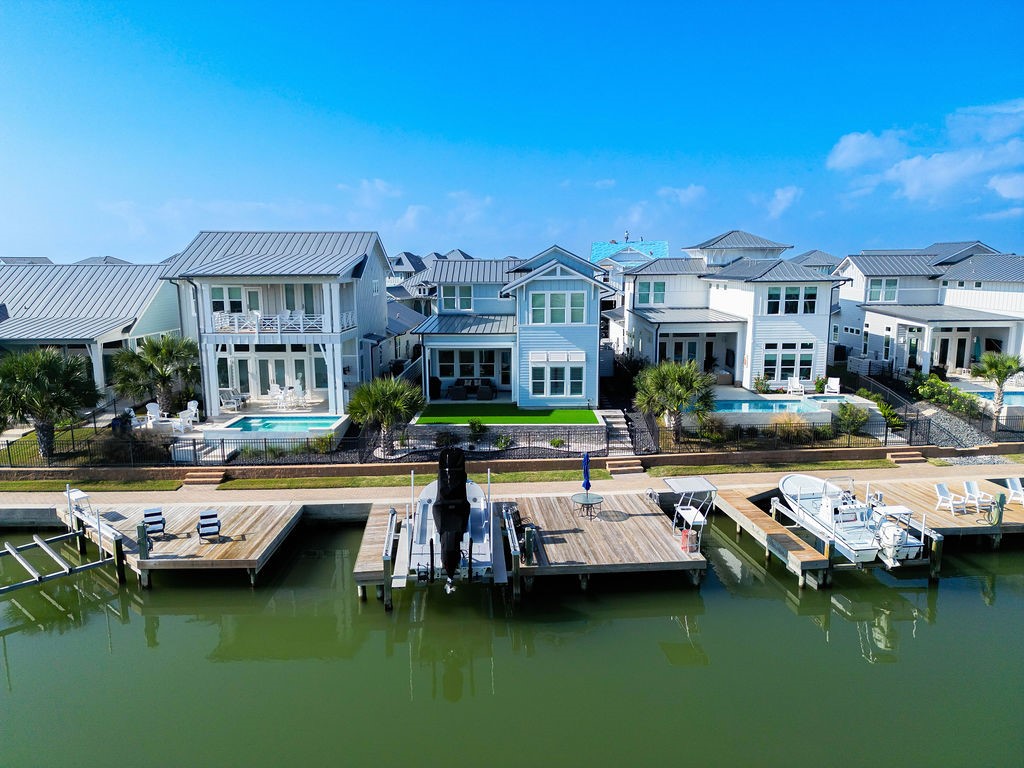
[784,287,801,314]
[767,287,781,314]
[212,287,242,313]
[867,278,898,302]
[803,286,817,314]
[530,291,586,324]
[441,285,472,311]
[637,281,665,305]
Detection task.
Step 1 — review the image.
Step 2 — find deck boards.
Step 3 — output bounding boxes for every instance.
[57,501,303,574]
[860,477,1024,535]
[515,493,704,576]
[715,489,829,572]
[352,504,399,585]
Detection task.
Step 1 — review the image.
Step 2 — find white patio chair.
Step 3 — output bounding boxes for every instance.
[963,480,995,514]
[1005,477,1024,506]
[934,483,967,515]
[219,393,240,412]
[145,402,166,424]
[291,385,309,409]
[787,377,806,395]
[187,400,200,422]
[824,377,841,395]
[171,410,194,433]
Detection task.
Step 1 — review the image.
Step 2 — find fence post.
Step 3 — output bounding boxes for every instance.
[884,424,889,447]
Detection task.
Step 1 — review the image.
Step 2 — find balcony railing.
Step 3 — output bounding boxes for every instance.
[210,311,355,334]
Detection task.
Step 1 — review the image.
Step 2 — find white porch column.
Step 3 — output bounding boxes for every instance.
[921,325,934,375]
[87,343,105,393]
[204,343,220,417]
[323,342,339,414]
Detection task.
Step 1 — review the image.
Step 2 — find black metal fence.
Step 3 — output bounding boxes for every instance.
[627,412,936,455]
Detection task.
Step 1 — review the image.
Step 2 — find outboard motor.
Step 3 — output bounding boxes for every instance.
[432,447,470,594]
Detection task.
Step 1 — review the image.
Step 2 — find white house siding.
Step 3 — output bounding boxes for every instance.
[746,282,832,388]
[353,241,390,376]
[942,282,1024,318]
[130,280,182,341]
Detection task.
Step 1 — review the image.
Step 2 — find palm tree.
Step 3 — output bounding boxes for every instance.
[0,348,101,457]
[111,335,200,416]
[347,376,426,455]
[970,352,1024,431]
[633,360,716,441]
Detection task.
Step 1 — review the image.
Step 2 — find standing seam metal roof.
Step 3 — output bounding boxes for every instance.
[709,258,833,282]
[686,230,792,250]
[172,231,380,277]
[940,255,1024,282]
[411,314,516,335]
[623,258,707,276]
[844,255,943,277]
[428,259,524,284]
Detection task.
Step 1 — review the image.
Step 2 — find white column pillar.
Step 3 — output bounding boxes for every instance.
[921,325,934,375]
[88,343,105,393]
[204,344,220,417]
[324,343,338,414]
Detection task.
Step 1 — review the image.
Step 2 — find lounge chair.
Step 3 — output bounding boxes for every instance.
[787,377,806,395]
[219,393,240,412]
[934,483,967,515]
[143,508,166,539]
[1006,477,1024,506]
[824,377,841,395]
[145,402,167,424]
[196,510,221,541]
[449,385,468,401]
[476,383,494,401]
[187,399,200,421]
[964,480,994,513]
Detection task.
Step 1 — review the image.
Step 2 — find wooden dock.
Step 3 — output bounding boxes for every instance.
[56,501,303,586]
[715,488,830,588]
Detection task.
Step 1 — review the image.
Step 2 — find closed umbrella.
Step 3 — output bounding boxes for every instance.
[582,452,591,499]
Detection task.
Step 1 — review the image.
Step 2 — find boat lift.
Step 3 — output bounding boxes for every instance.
[657,476,717,554]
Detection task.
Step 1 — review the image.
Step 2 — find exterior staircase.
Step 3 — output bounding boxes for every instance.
[182,469,227,485]
[886,449,928,466]
[598,409,635,457]
[606,458,646,476]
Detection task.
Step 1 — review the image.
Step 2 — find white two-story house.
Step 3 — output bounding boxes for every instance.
[167,231,390,417]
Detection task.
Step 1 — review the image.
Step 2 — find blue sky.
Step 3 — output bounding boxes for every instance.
[1,1,1022,263]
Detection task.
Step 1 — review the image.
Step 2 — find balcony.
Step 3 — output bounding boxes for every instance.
[211,310,356,334]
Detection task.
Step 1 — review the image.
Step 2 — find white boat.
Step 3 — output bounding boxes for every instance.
[402,447,500,593]
[778,474,925,568]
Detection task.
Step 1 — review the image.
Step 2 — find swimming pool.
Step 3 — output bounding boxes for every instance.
[971,391,1024,406]
[225,416,343,432]
[714,398,823,414]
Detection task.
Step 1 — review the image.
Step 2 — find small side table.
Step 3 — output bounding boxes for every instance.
[571,492,604,520]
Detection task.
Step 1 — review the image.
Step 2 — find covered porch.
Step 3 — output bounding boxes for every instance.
[414,313,517,404]
[862,305,1024,377]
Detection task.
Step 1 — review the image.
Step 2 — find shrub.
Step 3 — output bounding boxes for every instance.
[549,437,566,448]
[877,401,906,431]
[495,433,513,450]
[814,376,827,394]
[753,375,771,394]
[836,402,869,435]
[772,412,811,443]
[698,414,726,444]
[468,418,488,441]
[814,424,834,441]
[307,435,334,454]
[434,430,458,448]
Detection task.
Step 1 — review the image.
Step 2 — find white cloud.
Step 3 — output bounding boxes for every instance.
[658,184,706,207]
[826,129,906,170]
[947,98,1024,144]
[394,204,429,232]
[447,190,493,226]
[883,139,1024,202]
[988,172,1024,200]
[979,206,1024,221]
[766,185,802,219]
[594,178,616,190]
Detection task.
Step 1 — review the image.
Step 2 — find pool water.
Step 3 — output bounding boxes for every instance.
[714,398,823,414]
[971,391,1024,406]
[227,415,341,432]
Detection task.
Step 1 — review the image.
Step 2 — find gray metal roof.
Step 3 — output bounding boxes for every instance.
[709,258,834,283]
[860,304,1020,324]
[172,231,380,278]
[633,307,746,324]
[602,306,625,323]
[685,230,791,250]
[411,313,516,335]
[0,263,169,341]
[791,250,840,268]
[386,302,427,336]
[389,251,426,273]
[387,285,414,300]
[941,254,1024,282]
[74,255,132,265]
[923,241,999,264]
[427,258,524,284]
[844,255,942,277]
[0,256,54,264]
[624,258,707,276]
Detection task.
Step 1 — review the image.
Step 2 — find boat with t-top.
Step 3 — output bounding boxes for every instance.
[778,474,926,568]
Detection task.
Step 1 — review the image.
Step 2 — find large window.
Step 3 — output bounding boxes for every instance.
[438,350,455,377]
[637,281,666,305]
[767,287,781,314]
[803,286,817,314]
[762,342,814,381]
[531,365,584,397]
[868,278,898,302]
[784,287,801,314]
[530,292,586,324]
[766,285,818,315]
[211,286,243,313]
[441,285,472,311]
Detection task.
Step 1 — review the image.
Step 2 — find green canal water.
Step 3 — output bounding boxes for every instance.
[1,521,1021,767]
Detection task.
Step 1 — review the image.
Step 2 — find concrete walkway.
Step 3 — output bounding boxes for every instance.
[4,459,1023,512]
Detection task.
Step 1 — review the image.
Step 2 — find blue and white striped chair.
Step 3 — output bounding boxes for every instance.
[196,510,221,541]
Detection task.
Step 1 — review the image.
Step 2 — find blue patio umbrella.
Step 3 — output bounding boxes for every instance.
[582,452,591,495]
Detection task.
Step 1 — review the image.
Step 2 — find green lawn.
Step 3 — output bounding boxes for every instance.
[0,479,183,492]
[417,403,598,425]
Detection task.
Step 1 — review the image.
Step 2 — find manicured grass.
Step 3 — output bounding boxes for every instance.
[647,459,897,477]
[0,479,182,492]
[218,468,612,490]
[1004,453,1024,464]
[417,403,598,425]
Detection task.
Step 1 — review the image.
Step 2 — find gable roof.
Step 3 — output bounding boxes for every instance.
[624,258,707,276]
[708,258,833,283]
[427,258,523,284]
[590,239,669,262]
[0,263,169,341]
[923,240,999,265]
[390,251,426,273]
[386,301,428,336]
[791,250,840,269]
[74,255,132,265]
[172,231,382,278]
[510,245,601,277]
[842,254,943,277]
[941,254,1024,282]
[685,230,791,250]
[0,256,54,264]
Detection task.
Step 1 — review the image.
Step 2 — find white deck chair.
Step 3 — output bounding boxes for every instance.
[963,480,994,513]
[787,377,806,395]
[145,402,166,424]
[187,400,200,421]
[171,410,194,433]
[824,377,841,394]
[1006,477,1024,506]
[934,483,967,515]
[219,393,240,412]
